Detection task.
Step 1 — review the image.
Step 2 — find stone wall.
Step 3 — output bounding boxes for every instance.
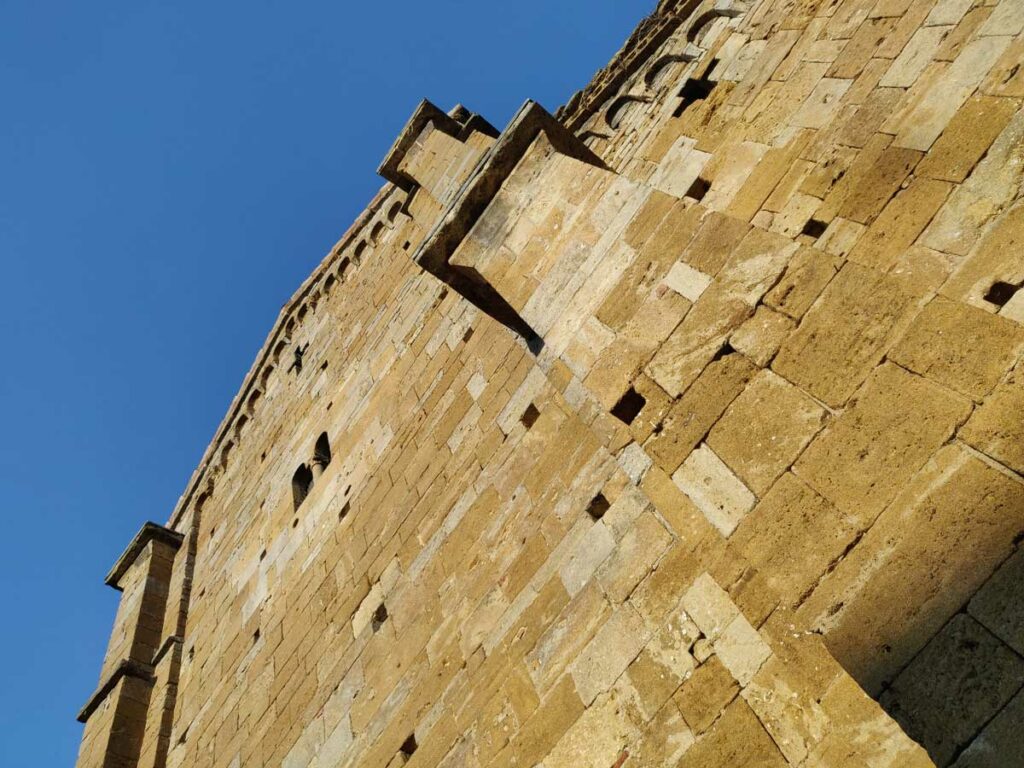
[77,0,1024,766]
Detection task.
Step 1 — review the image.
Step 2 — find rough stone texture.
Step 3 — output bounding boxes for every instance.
[77,1,1024,767]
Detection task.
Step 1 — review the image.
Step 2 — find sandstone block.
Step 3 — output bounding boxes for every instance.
[773,263,924,407]
[968,548,1024,657]
[890,296,1024,400]
[764,245,843,320]
[707,369,827,495]
[728,306,794,367]
[672,444,757,537]
[675,697,787,768]
[730,473,858,608]
[674,656,740,735]
[570,603,650,705]
[799,444,1024,694]
[915,94,1019,183]
[793,363,972,524]
[880,614,1024,766]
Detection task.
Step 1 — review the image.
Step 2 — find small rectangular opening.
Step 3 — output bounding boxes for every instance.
[801,218,828,239]
[686,177,711,202]
[611,387,647,425]
[400,733,418,758]
[984,280,1021,307]
[339,501,351,521]
[673,76,717,117]
[587,493,611,521]
[521,403,541,429]
[372,603,388,632]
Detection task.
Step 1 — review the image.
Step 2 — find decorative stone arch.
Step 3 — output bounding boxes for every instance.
[337,257,351,280]
[323,273,336,295]
[386,200,404,226]
[605,94,652,130]
[685,2,743,46]
[644,53,695,90]
[370,220,386,245]
[246,389,261,416]
[232,414,249,443]
[353,240,368,263]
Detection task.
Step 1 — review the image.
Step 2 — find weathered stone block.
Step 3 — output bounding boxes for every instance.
[707,369,827,495]
[890,296,1024,400]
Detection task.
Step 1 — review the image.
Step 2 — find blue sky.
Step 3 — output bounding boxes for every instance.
[0,1,649,763]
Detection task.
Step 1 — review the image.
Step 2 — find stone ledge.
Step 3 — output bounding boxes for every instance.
[104,522,184,591]
[378,99,498,191]
[76,658,155,724]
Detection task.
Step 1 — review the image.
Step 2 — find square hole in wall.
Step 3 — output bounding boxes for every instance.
[686,176,711,201]
[587,493,611,521]
[611,387,647,425]
[984,280,1021,307]
[801,218,828,239]
[521,403,541,429]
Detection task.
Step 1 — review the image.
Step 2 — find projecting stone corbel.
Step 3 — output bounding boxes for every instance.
[411,100,609,343]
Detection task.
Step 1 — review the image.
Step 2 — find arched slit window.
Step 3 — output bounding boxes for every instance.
[292,464,313,510]
[314,432,332,470]
[605,95,651,130]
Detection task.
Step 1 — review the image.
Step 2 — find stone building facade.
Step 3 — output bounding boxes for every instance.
[76,0,1024,765]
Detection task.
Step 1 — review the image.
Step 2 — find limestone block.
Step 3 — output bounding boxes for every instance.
[527,581,611,694]
[880,614,1024,766]
[732,473,857,608]
[713,612,771,686]
[645,353,756,474]
[890,296,1024,400]
[707,369,827,495]
[627,627,697,720]
[764,245,844,319]
[680,573,741,643]
[940,200,1024,308]
[846,177,952,271]
[625,700,695,767]
[663,260,713,302]
[805,674,935,768]
[968,548,1024,657]
[923,111,1024,257]
[1002,289,1024,324]
[960,366,1024,475]
[980,35,1024,97]
[742,650,832,764]
[835,86,904,148]
[647,228,797,396]
[675,697,787,767]
[541,680,645,768]
[892,36,1012,151]
[648,137,713,199]
[674,656,740,735]
[729,305,794,366]
[597,511,673,605]
[978,0,1024,36]
[570,603,651,705]
[791,78,853,128]
[793,363,971,524]
[926,0,974,26]
[616,442,652,485]
[824,138,923,225]
[915,95,1019,183]
[799,444,1024,694]
[672,444,757,537]
[773,264,925,407]
[679,210,751,277]
[879,26,950,87]
[951,689,1024,768]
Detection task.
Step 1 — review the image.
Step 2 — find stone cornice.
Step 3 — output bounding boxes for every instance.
[105,522,184,591]
[76,658,155,724]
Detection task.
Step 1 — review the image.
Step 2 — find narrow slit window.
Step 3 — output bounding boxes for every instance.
[292,464,313,510]
[314,432,332,469]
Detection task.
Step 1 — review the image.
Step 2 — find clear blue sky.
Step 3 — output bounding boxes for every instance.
[0,1,649,764]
